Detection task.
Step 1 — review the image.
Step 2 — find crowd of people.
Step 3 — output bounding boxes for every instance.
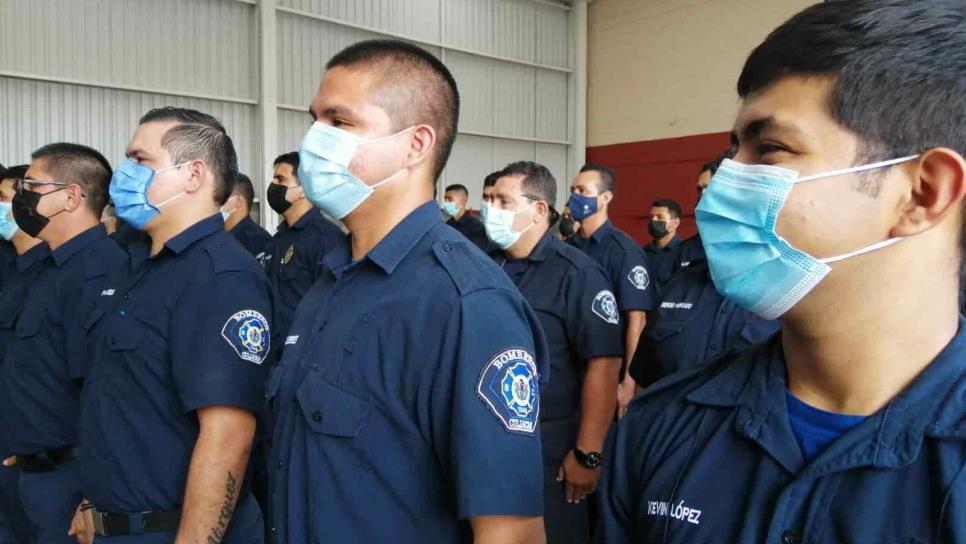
[0,0,964,542]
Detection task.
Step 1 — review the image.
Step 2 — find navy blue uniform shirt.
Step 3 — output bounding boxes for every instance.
[262,210,344,339]
[230,215,272,259]
[569,221,654,313]
[0,242,49,455]
[0,241,15,291]
[447,212,499,254]
[602,327,966,543]
[268,201,549,543]
[0,225,125,456]
[642,236,681,295]
[79,215,272,518]
[496,233,624,544]
[629,240,778,388]
[496,232,624,422]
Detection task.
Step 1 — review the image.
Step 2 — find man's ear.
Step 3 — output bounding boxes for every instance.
[65,184,86,212]
[404,125,436,171]
[891,147,966,237]
[184,160,207,193]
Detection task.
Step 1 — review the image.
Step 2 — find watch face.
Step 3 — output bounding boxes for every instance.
[585,452,602,469]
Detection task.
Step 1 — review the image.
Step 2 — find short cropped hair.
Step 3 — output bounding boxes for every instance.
[31,143,112,215]
[234,173,256,209]
[139,107,238,205]
[327,39,460,183]
[652,199,682,219]
[579,163,616,194]
[498,161,559,226]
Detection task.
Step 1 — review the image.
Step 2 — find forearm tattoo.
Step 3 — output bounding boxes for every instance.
[206,472,238,544]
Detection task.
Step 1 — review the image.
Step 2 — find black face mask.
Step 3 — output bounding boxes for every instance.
[266,183,293,214]
[559,217,577,238]
[12,188,63,238]
[648,219,669,240]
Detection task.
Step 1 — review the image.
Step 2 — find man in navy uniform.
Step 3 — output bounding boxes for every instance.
[443,183,496,253]
[603,2,966,542]
[485,161,622,543]
[567,164,654,416]
[0,144,126,543]
[222,173,271,258]
[642,199,682,295]
[630,158,778,390]
[0,164,42,544]
[268,40,549,543]
[74,108,272,542]
[262,152,344,341]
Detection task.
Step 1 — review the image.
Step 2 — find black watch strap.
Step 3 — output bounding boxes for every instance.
[573,447,603,469]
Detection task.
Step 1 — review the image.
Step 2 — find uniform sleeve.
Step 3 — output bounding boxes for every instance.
[600,409,643,544]
[442,287,550,519]
[566,265,624,363]
[614,246,655,313]
[170,269,273,414]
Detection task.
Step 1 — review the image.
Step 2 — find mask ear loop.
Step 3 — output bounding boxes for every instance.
[819,237,903,264]
[351,127,419,191]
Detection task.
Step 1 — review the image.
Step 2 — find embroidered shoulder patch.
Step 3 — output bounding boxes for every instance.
[592,290,619,324]
[628,265,650,291]
[477,348,540,435]
[222,310,271,365]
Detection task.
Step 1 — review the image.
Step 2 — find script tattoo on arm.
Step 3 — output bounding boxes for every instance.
[206,472,238,544]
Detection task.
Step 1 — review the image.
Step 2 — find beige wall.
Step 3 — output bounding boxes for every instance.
[587,0,815,147]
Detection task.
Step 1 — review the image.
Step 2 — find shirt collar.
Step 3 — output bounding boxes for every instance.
[163,214,224,255]
[666,236,682,250]
[527,232,555,262]
[589,220,614,243]
[50,224,108,267]
[284,209,318,232]
[688,321,966,470]
[17,241,50,272]
[322,201,441,276]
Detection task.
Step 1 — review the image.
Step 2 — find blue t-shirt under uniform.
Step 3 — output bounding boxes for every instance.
[785,391,867,462]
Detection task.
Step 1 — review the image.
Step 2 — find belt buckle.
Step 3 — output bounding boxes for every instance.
[92,510,108,537]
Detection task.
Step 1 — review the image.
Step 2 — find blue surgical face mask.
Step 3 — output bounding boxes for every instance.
[696,155,918,319]
[109,159,189,229]
[479,202,490,222]
[0,202,18,240]
[297,122,414,220]
[442,202,460,218]
[568,192,598,222]
[484,201,536,250]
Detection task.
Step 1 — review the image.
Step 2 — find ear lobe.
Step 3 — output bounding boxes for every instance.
[893,148,966,237]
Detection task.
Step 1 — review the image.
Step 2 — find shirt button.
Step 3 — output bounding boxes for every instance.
[782,530,800,544]
[123,292,132,300]
[312,411,322,422]
[443,243,453,252]
[277,461,283,469]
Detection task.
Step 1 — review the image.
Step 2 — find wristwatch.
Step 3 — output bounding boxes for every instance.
[573,447,603,469]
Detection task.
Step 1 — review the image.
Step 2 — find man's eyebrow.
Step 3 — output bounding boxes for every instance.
[320,105,355,119]
[736,116,807,141]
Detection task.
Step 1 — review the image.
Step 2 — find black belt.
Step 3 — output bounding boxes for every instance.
[92,508,181,537]
[19,446,79,473]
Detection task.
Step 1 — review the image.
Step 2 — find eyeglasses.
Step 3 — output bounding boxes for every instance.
[16,178,86,197]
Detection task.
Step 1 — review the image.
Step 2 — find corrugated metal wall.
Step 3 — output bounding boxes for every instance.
[0,0,574,224]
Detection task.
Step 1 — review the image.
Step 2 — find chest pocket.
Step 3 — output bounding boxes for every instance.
[297,371,371,438]
[106,315,144,351]
[645,318,687,343]
[15,310,42,339]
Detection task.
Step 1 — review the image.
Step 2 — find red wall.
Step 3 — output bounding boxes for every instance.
[586,132,730,246]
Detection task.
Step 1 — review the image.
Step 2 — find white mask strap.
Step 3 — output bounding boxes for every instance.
[819,237,903,264]
[156,191,186,209]
[798,155,919,183]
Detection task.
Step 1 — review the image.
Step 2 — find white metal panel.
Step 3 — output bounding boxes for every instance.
[534,3,571,68]
[0,0,257,101]
[445,0,567,68]
[278,0,441,44]
[277,108,312,157]
[0,77,258,182]
[276,10,443,108]
[535,142,568,208]
[536,69,569,141]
